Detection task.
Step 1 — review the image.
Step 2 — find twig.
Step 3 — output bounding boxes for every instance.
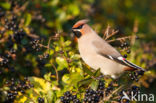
[103,25,111,38]
[105,30,119,40]
[0,57,3,62]
[103,85,124,101]
[50,62,59,83]
[47,37,52,49]
[27,33,40,39]
[106,35,136,43]
[39,44,53,50]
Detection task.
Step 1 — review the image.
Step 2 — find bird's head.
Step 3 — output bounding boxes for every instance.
[72,19,91,39]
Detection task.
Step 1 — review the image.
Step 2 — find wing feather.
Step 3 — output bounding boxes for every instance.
[92,40,145,71]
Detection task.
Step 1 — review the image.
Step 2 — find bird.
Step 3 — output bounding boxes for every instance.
[72,19,145,78]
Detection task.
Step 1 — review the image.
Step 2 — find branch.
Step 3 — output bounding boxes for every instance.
[105,30,119,40]
[106,35,136,43]
[103,85,124,101]
[50,62,59,83]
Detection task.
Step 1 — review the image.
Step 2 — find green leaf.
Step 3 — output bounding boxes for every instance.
[78,77,92,87]
[49,49,54,56]
[68,4,80,16]
[44,72,51,81]
[24,13,32,26]
[21,38,28,45]
[55,46,61,52]
[64,40,71,46]
[28,77,51,93]
[93,68,101,77]
[90,80,99,90]
[62,74,70,84]
[83,66,94,76]
[69,72,84,86]
[0,2,11,10]
[56,57,68,71]
[70,54,81,60]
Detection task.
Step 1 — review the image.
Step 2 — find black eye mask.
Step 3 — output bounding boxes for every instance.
[72,31,82,38]
[72,24,84,29]
[72,24,84,38]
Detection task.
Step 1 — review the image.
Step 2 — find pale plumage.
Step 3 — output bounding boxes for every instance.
[72,19,145,78]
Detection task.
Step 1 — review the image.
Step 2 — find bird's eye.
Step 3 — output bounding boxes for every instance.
[76,24,84,29]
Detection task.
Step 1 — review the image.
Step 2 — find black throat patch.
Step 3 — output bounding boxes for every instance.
[72,31,82,38]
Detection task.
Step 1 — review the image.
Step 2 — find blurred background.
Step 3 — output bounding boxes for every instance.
[0,0,155,103]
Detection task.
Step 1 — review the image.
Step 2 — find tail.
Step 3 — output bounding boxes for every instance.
[123,60,146,71]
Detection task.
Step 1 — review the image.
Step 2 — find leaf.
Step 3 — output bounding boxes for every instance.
[64,40,71,46]
[78,77,92,87]
[21,38,28,45]
[56,57,68,71]
[93,68,101,77]
[0,2,11,10]
[90,80,99,90]
[28,77,51,94]
[83,66,94,76]
[62,74,70,84]
[70,54,81,60]
[14,95,28,103]
[69,72,84,86]
[68,4,80,16]
[55,46,61,52]
[24,13,32,26]
[27,77,54,102]
[44,72,51,81]
[49,49,54,56]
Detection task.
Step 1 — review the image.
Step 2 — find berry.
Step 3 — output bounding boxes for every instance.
[126,50,131,54]
[123,54,127,58]
[38,97,44,103]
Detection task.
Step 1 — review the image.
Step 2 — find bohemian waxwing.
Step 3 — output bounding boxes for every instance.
[72,19,145,78]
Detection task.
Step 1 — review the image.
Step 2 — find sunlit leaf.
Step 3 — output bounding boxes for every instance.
[0,2,11,10]
[64,40,71,46]
[83,66,94,76]
[56,57,68,71]
[78,77,92,87]
[90,80,99,90]
[44,72,51,81]
[24,13,32,26]
[93,68,101,77]
[62,74,70,84]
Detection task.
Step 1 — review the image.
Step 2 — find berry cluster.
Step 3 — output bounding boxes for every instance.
[118,85,140,103]
[120,42,131,58]
[83,89,102,103]
[0,0,46,75]
[38,97,45,103]
[0,55,9,66]
[105,83,114,96]
[0,7,5,18]
[30,39,41,51]
[36,53,49,70]
[129,70,144,81]
[60,91,81,103]
[83,80,105,103]
[5,77,34,103]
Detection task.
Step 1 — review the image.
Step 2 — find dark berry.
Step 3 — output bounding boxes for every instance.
[126,50,131,54]
[38,97,44,103]
[124,54,127,58]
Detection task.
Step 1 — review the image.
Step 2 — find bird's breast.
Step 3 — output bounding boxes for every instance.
[77,36,124,76]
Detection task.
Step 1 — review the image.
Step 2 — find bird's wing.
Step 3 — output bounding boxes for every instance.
[92,40,145,71]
